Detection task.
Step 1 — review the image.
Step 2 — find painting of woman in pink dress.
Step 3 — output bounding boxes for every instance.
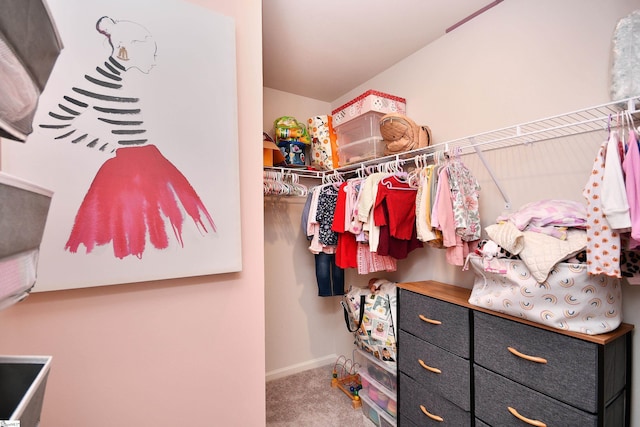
[39,16,215,260]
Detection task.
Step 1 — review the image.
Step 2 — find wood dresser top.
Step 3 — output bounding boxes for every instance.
[398,280,634,346]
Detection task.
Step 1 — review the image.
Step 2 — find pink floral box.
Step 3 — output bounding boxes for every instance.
[332,90,406,127]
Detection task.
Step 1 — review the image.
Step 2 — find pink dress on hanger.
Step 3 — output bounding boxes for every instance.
[622,129,640,245]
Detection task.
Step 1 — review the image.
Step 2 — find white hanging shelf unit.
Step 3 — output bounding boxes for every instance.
[264,96,640,194]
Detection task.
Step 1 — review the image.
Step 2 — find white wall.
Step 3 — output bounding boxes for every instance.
[263,87,356,379]
[264,0,640,423]
[333,0,637,142]
[346,0,640,423]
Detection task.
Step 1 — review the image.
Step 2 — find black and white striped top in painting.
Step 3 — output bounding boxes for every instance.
[39,56,147,152]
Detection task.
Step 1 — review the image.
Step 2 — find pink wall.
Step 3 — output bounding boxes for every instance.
[0,0,265,425]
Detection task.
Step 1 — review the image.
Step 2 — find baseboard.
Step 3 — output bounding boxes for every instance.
[265,354,337,382]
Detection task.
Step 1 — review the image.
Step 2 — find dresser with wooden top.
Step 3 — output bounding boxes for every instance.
[397,280,634,427]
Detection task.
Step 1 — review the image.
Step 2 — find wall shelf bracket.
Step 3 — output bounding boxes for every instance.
[469,137,511,210]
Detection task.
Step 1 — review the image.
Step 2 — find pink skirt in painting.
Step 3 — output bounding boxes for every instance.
[65,144,215,259]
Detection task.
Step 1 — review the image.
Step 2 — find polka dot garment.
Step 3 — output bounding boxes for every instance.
[583,134,622,278]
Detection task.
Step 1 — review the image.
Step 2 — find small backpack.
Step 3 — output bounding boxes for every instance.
[379,113,431,156]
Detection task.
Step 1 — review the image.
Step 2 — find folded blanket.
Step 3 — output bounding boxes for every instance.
[486,222,587,283]
[485,222,524,255]
[496,199,587,239]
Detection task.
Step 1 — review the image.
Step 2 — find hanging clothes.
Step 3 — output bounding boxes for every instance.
[622,128,640,246]
[356,242,397,274]
[415,165,439,243]
[301,190,314,240]
[304,184,345,296]
[332,181,358,269]
[583,132,623,278]
[356,172,387,252]
[375,175,418,240]
[316,185,339,247]
[307,186,334,254]
[334,176,398,272]
[373,175,423,259]
[344,178,367,240]
[446,157,481,242]
[431,161,478,266]
[601,130,631,230]
[314,252,344,296]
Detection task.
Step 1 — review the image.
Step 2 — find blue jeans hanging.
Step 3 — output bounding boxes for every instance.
[315,252,345,297]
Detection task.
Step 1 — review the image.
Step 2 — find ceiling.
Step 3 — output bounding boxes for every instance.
[262,0,500,102]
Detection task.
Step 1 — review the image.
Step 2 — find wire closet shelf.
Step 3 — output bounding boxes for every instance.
[264,95,640,181]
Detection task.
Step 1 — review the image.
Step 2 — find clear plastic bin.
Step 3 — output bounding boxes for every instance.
[354,349,396,393]
[335,111,384,146]
[359,369,397,419]
[360,392,397,427]
[337,137,385,166]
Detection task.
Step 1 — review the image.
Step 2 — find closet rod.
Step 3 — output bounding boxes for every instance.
[264,95,640,182]
[263,166,324,179]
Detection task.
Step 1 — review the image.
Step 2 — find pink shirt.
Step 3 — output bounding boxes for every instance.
[435,169,473,266]
[623,130,640,246]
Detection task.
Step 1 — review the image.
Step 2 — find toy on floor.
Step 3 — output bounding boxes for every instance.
[331,355,362,409]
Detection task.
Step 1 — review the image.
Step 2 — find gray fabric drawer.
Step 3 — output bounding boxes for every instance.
[475,365,597,426]
[399,289,470,358]
[398,330,470,411]
[399,372,470,426]
[474,310,603,413]
[474,419,491,427]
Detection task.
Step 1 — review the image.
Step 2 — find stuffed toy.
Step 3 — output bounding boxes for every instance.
[379,113,431,156]
[476,239,507,274]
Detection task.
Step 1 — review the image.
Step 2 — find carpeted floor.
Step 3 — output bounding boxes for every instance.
[266,364,377,427]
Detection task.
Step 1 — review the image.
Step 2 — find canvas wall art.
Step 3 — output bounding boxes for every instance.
[1,0,242,291]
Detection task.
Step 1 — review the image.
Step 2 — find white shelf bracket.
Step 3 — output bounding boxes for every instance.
[469,137,511,210]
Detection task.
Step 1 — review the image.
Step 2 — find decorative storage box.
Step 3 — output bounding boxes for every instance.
[307,115,339,170]
[277,140,307,166]
[263,134,286,167]
[332,90,406,127]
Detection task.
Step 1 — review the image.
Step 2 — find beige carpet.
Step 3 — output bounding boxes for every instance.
[266,364,377,427]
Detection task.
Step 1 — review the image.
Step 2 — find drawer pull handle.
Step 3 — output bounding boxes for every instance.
[420,404,444,422]
[508,406,547,427]
[507,347,548,364]
[419,314,442,325]
[418,359,442,374]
